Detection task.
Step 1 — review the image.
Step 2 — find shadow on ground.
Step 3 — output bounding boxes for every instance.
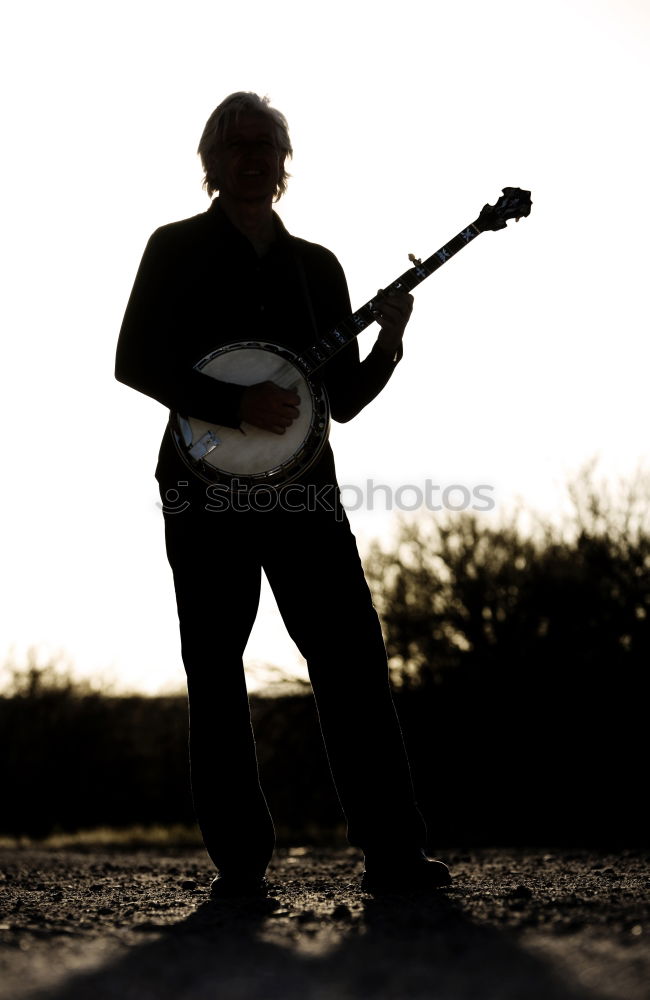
[34,891,599,1000]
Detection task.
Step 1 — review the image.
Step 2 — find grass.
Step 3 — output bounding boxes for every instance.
[0,823,349,850]
[0,823,204,850]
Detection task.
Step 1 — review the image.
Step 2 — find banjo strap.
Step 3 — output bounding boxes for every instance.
[291,246,322,346]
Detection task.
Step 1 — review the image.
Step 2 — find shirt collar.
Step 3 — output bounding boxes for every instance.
[207,197,293,248]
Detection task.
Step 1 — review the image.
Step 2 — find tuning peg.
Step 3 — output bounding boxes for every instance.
[408,253,422,264]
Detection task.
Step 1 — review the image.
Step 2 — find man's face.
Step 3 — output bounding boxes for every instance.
[214,113,285,203]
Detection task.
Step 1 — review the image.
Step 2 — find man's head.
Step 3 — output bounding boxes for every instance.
[198,92,292,202]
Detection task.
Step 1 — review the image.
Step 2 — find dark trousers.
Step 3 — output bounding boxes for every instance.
[162,494,427,875]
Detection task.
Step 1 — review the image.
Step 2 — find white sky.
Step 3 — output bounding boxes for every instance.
[1,0,648,693]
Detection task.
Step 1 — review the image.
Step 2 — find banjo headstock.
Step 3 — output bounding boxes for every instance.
[476,187,532,231]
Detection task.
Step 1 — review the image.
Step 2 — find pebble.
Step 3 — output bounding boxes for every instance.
[508,885,533,900]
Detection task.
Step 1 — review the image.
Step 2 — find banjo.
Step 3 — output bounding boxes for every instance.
[171,187,532,487]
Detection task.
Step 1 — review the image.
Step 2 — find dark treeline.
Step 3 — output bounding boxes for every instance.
[2,468,647,845]
[0,668,339,843]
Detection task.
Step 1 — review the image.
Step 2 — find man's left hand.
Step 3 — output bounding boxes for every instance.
[372,289,414,358]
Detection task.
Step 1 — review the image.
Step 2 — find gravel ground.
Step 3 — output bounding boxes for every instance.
[0,846,648,1000]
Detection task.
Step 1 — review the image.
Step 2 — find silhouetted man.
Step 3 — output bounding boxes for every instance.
[116,92,451,896]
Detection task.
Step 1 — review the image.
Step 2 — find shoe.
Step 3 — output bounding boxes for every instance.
[210,874,268,899]
[361,850,452,893]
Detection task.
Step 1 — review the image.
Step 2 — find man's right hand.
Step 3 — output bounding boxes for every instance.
[238,381,301,435]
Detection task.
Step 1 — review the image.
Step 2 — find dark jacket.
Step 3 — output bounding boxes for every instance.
[115,199,400,488]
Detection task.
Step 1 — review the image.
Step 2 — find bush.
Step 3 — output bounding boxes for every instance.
[363,466,649,843]
[0,654,194,837]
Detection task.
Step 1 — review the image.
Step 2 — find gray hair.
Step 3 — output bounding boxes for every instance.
[198,92,293,201]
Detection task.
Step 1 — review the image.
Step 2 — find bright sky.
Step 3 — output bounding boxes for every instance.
[1,0,648,693]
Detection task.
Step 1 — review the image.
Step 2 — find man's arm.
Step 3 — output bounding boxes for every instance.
[314,254,413,423]
[115,227,245,427]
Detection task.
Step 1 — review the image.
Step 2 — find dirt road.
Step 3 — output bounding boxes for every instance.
[0,846,647,999]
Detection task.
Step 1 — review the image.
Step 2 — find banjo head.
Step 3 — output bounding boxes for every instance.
[171,341,330,487]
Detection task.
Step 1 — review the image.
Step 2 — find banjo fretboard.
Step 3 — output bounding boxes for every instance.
[296,186,532,376]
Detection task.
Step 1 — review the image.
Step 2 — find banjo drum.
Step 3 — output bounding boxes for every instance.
[171,188,532,488]
[173,340,330,487]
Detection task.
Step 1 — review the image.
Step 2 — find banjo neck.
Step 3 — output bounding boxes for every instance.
[296,186,532,377]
